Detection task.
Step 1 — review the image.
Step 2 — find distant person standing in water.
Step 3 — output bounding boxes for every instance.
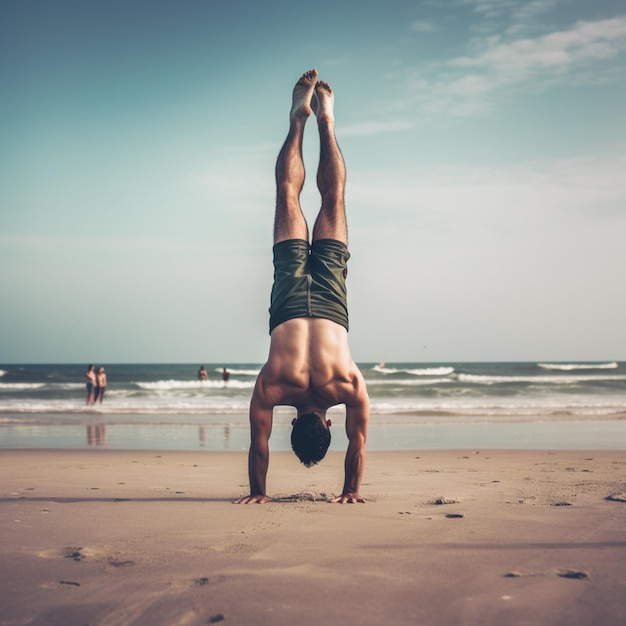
[222,368,230,382]
[198,366,208,381]
[85,365,96,405]
[94,367,107,404]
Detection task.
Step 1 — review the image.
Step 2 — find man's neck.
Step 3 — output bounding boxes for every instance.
[296,404,328,419]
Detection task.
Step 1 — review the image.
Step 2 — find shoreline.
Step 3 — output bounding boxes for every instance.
[2,417,625,451]
[1,449,625,625]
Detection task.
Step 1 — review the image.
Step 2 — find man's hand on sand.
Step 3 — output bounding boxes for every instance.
[330,493,366,504]
[233,494,270,504]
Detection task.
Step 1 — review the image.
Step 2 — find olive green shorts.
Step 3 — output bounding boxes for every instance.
[269,239,350,333]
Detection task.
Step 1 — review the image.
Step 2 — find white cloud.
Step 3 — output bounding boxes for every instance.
[507,0,563,35]
[399,16,626,122]
[348,154,626,224]
[460,0,519,20]
[0,234,195,254]
[461,0,556,21]
[461,0,563,33]
[344,152,626,361]
[183,147,274,212]
[410,20,438,33]
[340,119,416,137]
[454,17,626,73]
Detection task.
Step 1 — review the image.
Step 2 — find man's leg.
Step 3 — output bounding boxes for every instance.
[311,80,347,245]
[274,69,318,244]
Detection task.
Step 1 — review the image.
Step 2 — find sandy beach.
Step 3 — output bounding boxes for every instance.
[1,448,625,626]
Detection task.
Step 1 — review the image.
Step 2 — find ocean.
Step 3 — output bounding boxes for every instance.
[1,362,625,451]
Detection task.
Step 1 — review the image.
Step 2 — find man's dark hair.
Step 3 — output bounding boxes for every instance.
[291,412,331,467]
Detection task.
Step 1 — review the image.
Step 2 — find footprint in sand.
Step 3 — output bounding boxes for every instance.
[107,558,134,568]
[431,498,460,505]
[606,492,626,502]
[557,569,590,579]
[194,576,227,587]
[504,569,590,579]
[504,571,546,578]
[64,547,86,562]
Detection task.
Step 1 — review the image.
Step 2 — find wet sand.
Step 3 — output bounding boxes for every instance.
[1,449,625,625]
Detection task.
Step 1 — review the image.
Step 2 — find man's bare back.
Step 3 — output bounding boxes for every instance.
[258,318,367,413]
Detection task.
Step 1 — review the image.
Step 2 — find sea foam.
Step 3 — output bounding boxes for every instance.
[538,362,618,370]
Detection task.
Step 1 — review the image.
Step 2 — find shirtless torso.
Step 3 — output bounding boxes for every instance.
[242,319,369,504]
[257,319,367,413]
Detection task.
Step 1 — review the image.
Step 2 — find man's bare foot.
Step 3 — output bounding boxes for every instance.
[312,80,335,124]
[290,69,318,122]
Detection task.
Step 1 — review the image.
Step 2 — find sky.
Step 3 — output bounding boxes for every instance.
[1,0,625,364]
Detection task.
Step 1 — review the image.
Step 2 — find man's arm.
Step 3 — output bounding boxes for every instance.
[234,390,273,504]
[331,392,369,504]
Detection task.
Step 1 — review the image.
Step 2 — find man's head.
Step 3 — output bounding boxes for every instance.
[291,413,331,467]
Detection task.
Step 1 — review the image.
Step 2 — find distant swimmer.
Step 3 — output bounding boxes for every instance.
[94,367,107,404]
[85,364,96,405]
[234,70,369,505]
[198,366,208,381]
[222,368,230,382]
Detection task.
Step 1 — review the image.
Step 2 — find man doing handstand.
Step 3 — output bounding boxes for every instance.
[234,69,369,504]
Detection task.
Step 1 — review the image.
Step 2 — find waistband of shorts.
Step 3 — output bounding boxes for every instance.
[272,238,348,253]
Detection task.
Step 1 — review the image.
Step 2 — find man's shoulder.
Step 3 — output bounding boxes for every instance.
[252,364,291,408]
